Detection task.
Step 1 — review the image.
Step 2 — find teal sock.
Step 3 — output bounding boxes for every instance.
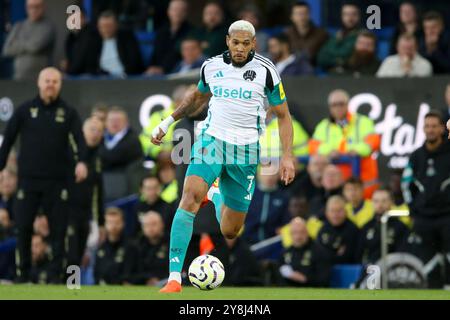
[169,208,195,273]
[211,193,223,224]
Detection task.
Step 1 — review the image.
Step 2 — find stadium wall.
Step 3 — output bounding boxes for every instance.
[1,76,450,180]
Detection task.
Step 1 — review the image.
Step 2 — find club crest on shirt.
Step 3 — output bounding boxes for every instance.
[243,70,256,81]
[56,108,65,123]
[30,107,39,118]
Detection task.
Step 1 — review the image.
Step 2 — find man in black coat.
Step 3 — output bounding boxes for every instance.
[67,117,105,267]
[316,195,360,265]
[145,0,192,75]
[67,10,144,76]
[123,211,169,285]
[132,175,175,236]
[403,110,450,288]
[279,217,332,287]
[0,67,88,283]
[99,107,143,202]
[356,188,409,265]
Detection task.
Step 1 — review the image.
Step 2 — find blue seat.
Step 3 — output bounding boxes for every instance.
[106,194,139,237]
[330,264,363,288]
[250,236,283,262]
[373,27,394,41]
[135,31,156,67]
[260,26,285,37]
[326,27,338,37]
[377,40,391,61]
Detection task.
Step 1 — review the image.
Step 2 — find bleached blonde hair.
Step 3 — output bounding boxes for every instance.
[228,20,256,37]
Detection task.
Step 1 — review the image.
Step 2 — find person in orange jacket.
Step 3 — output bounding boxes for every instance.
[309,89,380,198]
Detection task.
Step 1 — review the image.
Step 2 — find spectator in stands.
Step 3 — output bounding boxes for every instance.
[191,1,228,58]
[310,89,380,198]
[94,207,134,284]
[68,10,144,77]
[402,110,450,288]
[290,154,329,200]
[356,187,409,265]
[91,0,165,30]
[100,107,143,202]
[140,85,189,160]
[171,38,206,75]
[332,31,380,76]
[125,211,169,285]
[146,0,192,75]
[62,9,91,73]
[285,1,328,65]
[279,217,331,287]
[243,164,290,245]
[441,83,450,126]
[0,166,17,222]
[317,3,362,72]
[91,104,109,125]
[238,5,269,56]
[30,234,51,284]
[33,214,49,241]
[288,194,309,221]
[316,195,359,264]
[223,235,262,286]
[377,33,432,77]
[0,208,12,237]
[67,117,105,267]
[418,11,450,75]
[390,1,421,55]
[2,0,55,80]
[0,208,15,281]
[267,34,313,76]
[343,177,374,229]
[260,108,309,180]
[309,164,344,219]
[133,175,175,235]
[156,153,178,205]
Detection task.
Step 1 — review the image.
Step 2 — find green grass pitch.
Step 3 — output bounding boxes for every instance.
[0,285,449,300]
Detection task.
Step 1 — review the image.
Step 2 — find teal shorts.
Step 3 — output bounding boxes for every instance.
[186,133,259,212]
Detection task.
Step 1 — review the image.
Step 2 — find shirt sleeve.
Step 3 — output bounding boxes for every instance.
[264,66,286,106]
[197,61,211,93]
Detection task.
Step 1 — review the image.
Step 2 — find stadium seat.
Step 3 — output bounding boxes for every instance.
[326,27,338,37]
[106,194,139,237]
[250,235,284,261]
[377,40,391,61]
[373,27,394,41]
[260,26,285,37]
[330,264,363,288]
[135,31,156,68]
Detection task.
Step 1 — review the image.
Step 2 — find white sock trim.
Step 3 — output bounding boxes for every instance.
[168,272,182,284]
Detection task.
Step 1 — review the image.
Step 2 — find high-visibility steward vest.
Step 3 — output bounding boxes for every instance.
[309,112,380,198]
[280,216,324,248]
[260,117,309,160]
[139,105,176,159]
[161,179,178,204]
[345,200,374,228]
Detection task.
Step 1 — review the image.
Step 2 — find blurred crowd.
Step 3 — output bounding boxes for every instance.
[1,0,450,289]
[1,0,450,79]
[1,79,450,288]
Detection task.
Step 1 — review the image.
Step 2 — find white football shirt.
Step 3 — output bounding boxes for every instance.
[197,53,286,145]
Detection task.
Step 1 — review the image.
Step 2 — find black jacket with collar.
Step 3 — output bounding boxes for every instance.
[67,27,144,76]
[403,140,450,218]
[0,96,86,181]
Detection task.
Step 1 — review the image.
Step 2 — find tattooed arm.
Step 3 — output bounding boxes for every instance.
[151,87,211,146]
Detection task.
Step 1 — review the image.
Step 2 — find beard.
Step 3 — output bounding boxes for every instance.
[231,58,248,68]
[347,50,375,68]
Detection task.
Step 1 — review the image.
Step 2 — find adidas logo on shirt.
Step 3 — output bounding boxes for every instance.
[170,257,180,263]
[213,71,224,78]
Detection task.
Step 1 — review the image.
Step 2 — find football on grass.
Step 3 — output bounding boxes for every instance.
[188,254,225,290]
